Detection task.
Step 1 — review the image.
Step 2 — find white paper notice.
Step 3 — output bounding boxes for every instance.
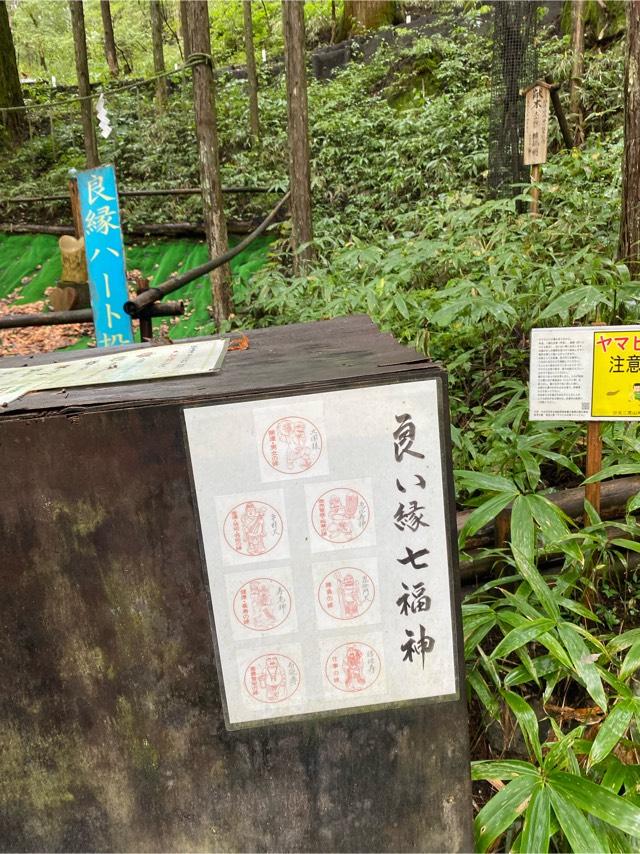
[184,380,459,729]
[529,327,593,420]
[529,325,640,421]
[0,339,227,409]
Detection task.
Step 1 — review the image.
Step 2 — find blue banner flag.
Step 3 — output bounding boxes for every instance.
[76,165,134,348]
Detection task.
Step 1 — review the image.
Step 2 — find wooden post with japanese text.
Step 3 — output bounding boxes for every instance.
[522,81,551,217]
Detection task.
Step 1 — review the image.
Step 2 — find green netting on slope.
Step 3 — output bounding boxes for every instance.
[125,234,273,338]
[0,233,64,303]
[0,231,273,347]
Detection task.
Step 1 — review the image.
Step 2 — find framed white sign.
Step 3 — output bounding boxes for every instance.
[530,325,640,421]
[184,378,460,729]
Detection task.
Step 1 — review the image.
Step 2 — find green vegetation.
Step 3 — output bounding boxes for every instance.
[3,3,640,850]
[11,0,337,82]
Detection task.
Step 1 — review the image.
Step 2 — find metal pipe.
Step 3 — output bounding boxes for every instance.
[0,300,183,329]
[124,190,291,316]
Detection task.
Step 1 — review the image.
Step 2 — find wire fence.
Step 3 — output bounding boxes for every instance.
[488,1,539,200]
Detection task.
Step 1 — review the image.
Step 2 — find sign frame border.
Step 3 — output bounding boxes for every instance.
[181,369,465,732]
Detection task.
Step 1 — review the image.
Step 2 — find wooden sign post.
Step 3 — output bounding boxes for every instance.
[522,81,552,217]
[585,320,605,524]
[76,164,135,348]
[585,419,602,522]
[529,325,640,520]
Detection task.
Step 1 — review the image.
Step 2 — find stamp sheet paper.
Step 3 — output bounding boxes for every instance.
[184,380,458,728]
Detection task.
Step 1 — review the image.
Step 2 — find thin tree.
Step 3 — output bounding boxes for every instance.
[185,0,232,325]
[243,0,260,140]
[25,7,48,73]
[160,2,182,60]
[619,1,640,276]
[569,0,585,145]
[100,0,119,77]
[150,0,168,109]
[69,0,99,167]
[0,0,28,144]
[282,0,314,273]
[180,0,191,61]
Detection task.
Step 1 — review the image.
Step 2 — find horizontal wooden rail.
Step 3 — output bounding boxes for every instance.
[0,219,270,237]
[457,475,640,549]
[460,523,638,588]
[0,186,280,204]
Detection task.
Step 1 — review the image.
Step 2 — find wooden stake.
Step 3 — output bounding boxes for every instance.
[134,274,153,342]
[495,509,510,549]
[68,177,83,239]
[584,421,602,523]
[585,318,605,524]
[530,163,541,217]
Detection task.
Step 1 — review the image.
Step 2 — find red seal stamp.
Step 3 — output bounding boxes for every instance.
[311,488,370,543]
[318,568,375,620]
[244,653,301,703]
[232,577,292,631]
[262,416,322,474]
[223,500,283,557]
[325,642,381,693]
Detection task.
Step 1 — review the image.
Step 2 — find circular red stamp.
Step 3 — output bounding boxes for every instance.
[262,416,323,474]
[324,642,381,693]
[232,577,292,631]
[318,567,375,620]
[311,488,370,544]
[223,500,283,557]
[244,653,301,704]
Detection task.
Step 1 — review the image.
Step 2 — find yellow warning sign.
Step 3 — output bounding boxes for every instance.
[592,329,640,417]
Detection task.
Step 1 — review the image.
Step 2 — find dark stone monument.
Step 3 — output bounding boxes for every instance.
[0,316,472,852]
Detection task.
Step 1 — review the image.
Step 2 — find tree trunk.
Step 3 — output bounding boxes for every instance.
[150,0,168,109]
[69,0,99,168]
[0,0,28,144]
[243,0,260,140]
[282,0,314,274]
[569,0,585,145]
[179,0,191,61]
[160,2,182,60]
[185,0,232,325]
[100,0,119,77]
[619,1,640,276]
[25,10,49,73]
[341,0,395,36]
